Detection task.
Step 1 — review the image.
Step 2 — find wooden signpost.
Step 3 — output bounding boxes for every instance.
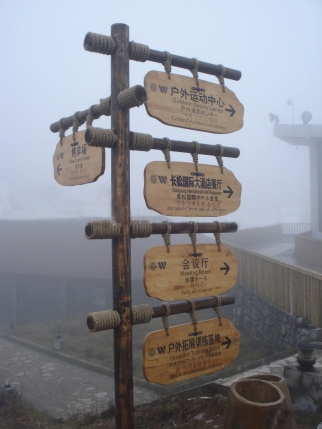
[144,244,238,301]
[50,24,243,429]
[144,71,244,134]
[53,131,105,186]
[144,161,241,217]
[143,318,240,384]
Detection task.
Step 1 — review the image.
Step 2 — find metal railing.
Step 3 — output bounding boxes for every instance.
[282,223,311,235]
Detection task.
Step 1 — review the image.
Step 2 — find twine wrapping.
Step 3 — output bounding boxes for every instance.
[214,221,222,251]
[187,299,198,332]
[216,144,224,174]
[58,118,67,145]
[85,220,121,240]
[162,137,172,168]
[163,51,172,79]
[190,58,200,86]
[130,132,153,152]
[118,85,147,110]
[84,32,117,55]
[131,220,152,238]
[189,222,198,254]
[72,112,82,141]
[217,64,226,93]
[191,141,200,171]
[129,41,150,62]
[86,105,95,127]
[87,310,121,332]
[214,295,222,326]
[132,304,154,325]
[86,126,117,148]
[161,302,171,336]
[162,221,171,253]
[99,97,111,116]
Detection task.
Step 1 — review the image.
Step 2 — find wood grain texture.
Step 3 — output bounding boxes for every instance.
[144,161,242,217]
[53,131,105,186]
[143,318,240,384]
[110,23,133,429]
[144,71,244,134]
[144,244,238,300]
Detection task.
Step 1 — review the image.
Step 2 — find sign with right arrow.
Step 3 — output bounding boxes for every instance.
[144,161,242,217]
[143,318,240,384]
[144,244,238,301]
[144,71,244,134]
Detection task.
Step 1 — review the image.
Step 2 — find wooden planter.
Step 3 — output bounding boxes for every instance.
[223,379,285,429]
[243,374,296,429]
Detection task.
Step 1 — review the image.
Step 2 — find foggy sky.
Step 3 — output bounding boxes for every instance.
[1,0,321,229]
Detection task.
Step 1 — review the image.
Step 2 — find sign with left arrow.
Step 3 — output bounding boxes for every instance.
[53,130,105,186]
[144,161,242,217]
[144,244,238,301]
[143,318,240,384]
[144,71,244,134]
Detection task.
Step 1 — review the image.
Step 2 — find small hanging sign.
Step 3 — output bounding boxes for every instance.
[144,161,241,217]
[53,130,105,186]
[143,318,240,384]
[144,71,244,134]
[144,244,238,301]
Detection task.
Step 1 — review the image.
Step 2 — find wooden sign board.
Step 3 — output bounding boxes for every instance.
[53,130,105,186]
[144,71,244,134]
[144,244,238,301]
[143,318,240,385]
[144,161,241,217]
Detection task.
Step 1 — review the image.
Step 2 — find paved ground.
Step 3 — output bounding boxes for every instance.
[0,337,159,420]
[2,335,322,421]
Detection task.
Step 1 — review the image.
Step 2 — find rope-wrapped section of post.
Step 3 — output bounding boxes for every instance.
[131,220,152,238]
[161,302,171,336]
[85,127,118,148]
[118,85,148,110]
[129,41,150,62]
[187,299,198,332]
[132,304,154,325]
[85,220,121,240]
[99,97,111,116]
[130,132,153,152]
[87,310,121,332]
[216,144,224,174]
[84,32,117,55]
[58,118,67,145]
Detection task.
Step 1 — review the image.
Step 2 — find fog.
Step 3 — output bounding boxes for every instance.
[0,1,321,422]
[0,0,321,228]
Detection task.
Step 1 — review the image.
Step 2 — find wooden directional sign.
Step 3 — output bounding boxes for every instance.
[144,71,244,134]
[53,130,105,186]
[144,161,241,217]
[143,318,240,384]
[144,244,238,301]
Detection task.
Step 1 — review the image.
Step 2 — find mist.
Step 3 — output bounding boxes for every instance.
[0,0,321,424]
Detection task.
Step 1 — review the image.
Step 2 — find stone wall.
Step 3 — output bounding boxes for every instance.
[221,282,297,354]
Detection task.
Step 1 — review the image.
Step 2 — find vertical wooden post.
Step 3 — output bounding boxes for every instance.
[110,24,133,429]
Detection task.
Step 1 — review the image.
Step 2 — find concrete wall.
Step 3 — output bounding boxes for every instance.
[295,232,322,269]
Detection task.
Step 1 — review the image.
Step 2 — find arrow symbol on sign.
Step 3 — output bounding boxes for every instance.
[220,262,230,275]
[57,164,62,176]
[222,336,232,349]
[223,186,233,198]
[225,105,236,117]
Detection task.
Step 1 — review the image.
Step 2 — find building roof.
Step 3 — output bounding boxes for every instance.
[0,218,215,280]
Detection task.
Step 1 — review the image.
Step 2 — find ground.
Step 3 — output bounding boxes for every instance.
[1,388,322,429]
